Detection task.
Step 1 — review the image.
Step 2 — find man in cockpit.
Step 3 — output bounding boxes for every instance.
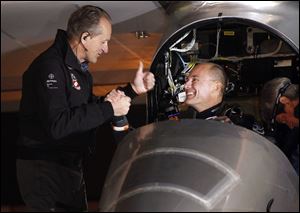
[183,62,264,134]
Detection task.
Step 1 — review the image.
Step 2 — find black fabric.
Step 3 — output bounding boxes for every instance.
[17,29,116,211]
[112,116,129,127]
[17,144,84,171]
[18,29,114,152]
[16,159,87,212]
[118,83,138,100]
[99,83,137,104]
[111,116,130,144]
[195,102,223,119]
[182,102,264,134]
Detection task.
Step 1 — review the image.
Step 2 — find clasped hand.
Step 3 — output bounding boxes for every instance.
[105,89,131,116]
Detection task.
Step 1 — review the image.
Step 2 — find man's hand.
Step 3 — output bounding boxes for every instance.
[131,61,155,95]
[105,89,131,116]
[105,89,124,102]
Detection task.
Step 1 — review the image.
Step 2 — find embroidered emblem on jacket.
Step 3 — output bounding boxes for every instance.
[70,73,81,90]
[46,73,58,89]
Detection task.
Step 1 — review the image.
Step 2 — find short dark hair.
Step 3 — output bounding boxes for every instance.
[260,77,299,125]
[67,5,111,40]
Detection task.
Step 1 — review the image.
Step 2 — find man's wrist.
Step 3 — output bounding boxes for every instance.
[112,116,129,131]
[130,83,140,95]
[118,83,138,99]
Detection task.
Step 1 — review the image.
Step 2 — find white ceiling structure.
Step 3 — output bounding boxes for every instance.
[1,1,163,53]
[1,1,170,111]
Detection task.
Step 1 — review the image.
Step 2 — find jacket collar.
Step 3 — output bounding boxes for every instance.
[195,102,224,119]
[54,29,84,72]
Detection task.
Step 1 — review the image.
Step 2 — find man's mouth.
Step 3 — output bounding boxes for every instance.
[186,91,195,98]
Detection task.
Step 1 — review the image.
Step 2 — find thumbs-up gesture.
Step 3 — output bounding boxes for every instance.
[131,61,155,95]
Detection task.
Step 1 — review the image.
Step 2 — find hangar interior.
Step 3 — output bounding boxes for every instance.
[1,1,299,212]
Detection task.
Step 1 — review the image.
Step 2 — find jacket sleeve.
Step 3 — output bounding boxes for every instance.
[111,115,131,144]
[118,83,138,100]
[88,83,138,144]
[90,83,138,104]
[35,59,114,140]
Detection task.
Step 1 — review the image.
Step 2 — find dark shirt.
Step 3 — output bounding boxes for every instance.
[194,102,224,120]
[181,102,264,135]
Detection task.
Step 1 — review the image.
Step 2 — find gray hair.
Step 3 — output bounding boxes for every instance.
[206,63,228,95]
[67,5,111,40]
[260,77,299,125]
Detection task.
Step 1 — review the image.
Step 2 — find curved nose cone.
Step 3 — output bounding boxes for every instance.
[99,120,299,212]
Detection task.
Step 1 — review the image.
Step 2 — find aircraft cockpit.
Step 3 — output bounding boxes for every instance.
[147,2,299,130]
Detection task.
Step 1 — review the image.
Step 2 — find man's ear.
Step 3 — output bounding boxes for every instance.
[279,96,291,105]
[81,32,90,44]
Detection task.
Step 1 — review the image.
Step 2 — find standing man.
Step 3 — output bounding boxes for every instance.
[17,5,155,211]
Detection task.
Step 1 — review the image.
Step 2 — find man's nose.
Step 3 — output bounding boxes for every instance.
[102,44,109,54]
[184,80,191,90]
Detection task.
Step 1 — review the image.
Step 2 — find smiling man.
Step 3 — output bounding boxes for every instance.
[184,63,226,114]
[17,5,155,212]
[184,63,230,121]
[183,63,264,135]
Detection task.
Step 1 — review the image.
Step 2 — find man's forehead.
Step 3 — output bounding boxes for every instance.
[190,64,212,76]
[99,16,112,26]
[96,18,112,38]
[98,17,112,30]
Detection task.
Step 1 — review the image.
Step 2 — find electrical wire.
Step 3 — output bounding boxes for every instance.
[170,29,197,53]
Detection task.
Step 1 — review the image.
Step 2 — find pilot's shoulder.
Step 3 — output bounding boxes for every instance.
[221,103,265,135]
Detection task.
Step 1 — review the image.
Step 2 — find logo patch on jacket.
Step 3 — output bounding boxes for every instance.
[46,73,58,89]
[70,73,81,90]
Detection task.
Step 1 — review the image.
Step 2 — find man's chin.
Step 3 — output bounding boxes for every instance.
[89,58,98,64]
[185,97,194,102]
[185,99,193,106]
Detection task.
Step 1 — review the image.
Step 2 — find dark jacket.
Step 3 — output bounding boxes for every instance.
[18,29,137,156]
[181,102,265,135]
